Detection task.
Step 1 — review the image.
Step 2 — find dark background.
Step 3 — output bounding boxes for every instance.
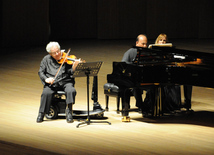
[1,0,214,49]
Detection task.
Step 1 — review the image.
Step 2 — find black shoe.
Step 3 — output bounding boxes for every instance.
[182,103,191,111]
[37,113,44,123]
[66,109,73,123]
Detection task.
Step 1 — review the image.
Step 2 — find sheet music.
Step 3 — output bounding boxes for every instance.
[148,43,173,49]
[73,61,103,77]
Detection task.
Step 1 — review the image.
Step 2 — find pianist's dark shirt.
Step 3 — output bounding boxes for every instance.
[121,48,137,63]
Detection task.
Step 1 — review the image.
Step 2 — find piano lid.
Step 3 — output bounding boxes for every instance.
[132,45,214,66]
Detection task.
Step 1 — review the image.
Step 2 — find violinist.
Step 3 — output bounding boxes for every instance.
[37,41,81,123]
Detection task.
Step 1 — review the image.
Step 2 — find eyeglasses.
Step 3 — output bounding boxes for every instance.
[50,50,61,55]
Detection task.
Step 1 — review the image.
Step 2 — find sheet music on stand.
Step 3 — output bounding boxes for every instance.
[73,61,103,77]
[148,43,173,49]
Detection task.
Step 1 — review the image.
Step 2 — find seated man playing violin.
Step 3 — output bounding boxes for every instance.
[37,41,81,123]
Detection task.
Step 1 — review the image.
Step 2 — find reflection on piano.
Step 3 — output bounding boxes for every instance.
[107,46,214,121]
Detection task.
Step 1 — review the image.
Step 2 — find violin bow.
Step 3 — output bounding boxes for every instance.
[51,48,71,85]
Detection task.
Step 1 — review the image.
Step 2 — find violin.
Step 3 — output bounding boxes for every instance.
[50,48,84,85]
[58,52,83,65]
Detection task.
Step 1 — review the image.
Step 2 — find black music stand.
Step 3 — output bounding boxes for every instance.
[73,61,111,128]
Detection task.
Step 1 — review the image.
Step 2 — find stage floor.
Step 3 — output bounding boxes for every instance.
[0,39,214,154]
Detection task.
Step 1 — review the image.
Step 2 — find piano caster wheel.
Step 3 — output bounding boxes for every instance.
[116,110,120,114]
[122,116,131,122]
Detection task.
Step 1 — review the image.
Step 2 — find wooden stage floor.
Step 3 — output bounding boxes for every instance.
[0,39,214,154]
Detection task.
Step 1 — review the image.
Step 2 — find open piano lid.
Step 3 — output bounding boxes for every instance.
[133,45,214,67]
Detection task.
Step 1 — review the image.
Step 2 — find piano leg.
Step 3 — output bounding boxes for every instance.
[153,85,162,117]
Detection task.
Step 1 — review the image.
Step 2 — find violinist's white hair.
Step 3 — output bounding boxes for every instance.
[46,41,61,53]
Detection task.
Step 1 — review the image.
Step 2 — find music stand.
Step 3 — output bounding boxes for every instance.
[73,61,111,128]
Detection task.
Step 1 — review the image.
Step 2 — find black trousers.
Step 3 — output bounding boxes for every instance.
[38,83,76,114]
[183,85,192,108]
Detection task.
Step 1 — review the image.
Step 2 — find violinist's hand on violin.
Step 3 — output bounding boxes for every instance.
[72,59,84,71]
[45,77,55,84]
[76,59,82,64]
[78,58,86,63]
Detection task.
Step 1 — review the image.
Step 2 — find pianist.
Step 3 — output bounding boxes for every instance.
[122,34,147,63]
[121,34,152,116]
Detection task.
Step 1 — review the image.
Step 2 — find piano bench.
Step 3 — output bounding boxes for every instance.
[104,83,121,114]
[104,83,134,114]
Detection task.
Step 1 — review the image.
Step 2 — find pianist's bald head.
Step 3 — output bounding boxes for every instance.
[136,34,148,48]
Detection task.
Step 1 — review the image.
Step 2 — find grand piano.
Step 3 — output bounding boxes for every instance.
[107,45,214,121]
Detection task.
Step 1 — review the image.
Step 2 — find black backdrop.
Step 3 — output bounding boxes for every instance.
[1,0,214,48]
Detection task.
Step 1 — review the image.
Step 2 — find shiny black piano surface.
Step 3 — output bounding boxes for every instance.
[107,46,214,88]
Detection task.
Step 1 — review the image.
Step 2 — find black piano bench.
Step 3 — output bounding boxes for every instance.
[103,83,122,114]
